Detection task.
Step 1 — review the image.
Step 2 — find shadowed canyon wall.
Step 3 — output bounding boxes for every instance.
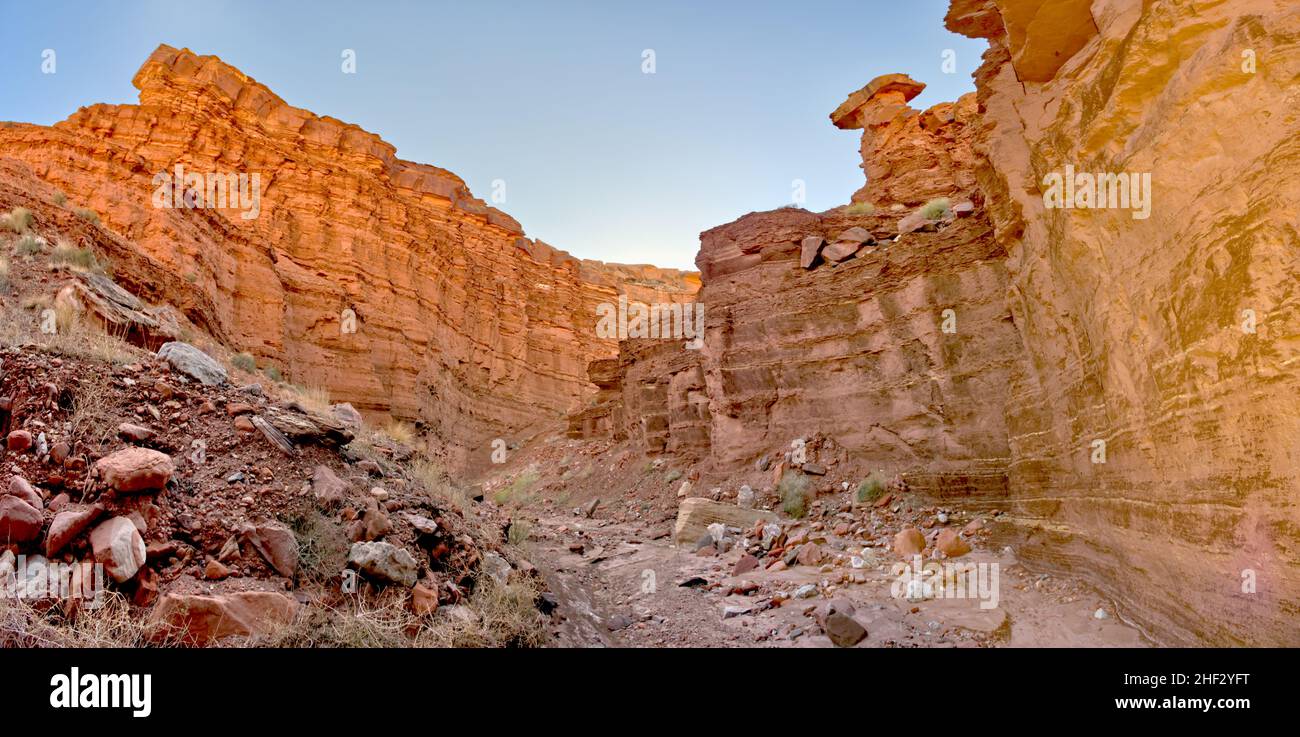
[571,0,1300,644]
[0,45,698,467]
[946,0,1300,645]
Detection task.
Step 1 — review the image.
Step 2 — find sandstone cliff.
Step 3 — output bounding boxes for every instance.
[571,76,1016,498]
[567,0,1300,645]
[0,45,698,468]
[945,0,1300,646]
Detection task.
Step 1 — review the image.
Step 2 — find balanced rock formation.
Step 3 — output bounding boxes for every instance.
[831,73,980,208]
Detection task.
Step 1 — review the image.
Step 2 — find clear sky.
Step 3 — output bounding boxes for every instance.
[2,0,985,270]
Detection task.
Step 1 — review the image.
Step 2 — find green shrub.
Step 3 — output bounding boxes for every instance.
[53,192,67,206]
[845,201,875,216]
[779,470,811,519]
[856,471,888,504]
[73,207,100,225]
[264,366,283,383]
[231,352,257,372]
[919,197,951,220]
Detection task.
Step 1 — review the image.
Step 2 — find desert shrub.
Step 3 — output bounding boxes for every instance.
[74,207,100,225]
[779,470,811,518]
[231,352,257,372]
[507,517,533,547]
[282,502,349,587]
[49,242,104,272]
[53,191,67,206]
[856,471,888,504]
[919,197,951,220]
[409,458,469,511]
[845,201,875,216]
[494,469,539,506]
[4,206,32,233]
[382,419,415,445]
[13,234,41,257]
[264,365,283,382]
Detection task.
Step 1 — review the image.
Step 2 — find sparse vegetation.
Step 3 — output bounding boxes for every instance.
[265,577,548,648]
[664,469,683,485]
[13,234,42,257]
[264,365,283,382]
[779,470,811,518]
[919,197,952,220]
[73,207,100,225]
[845,201,876,216]
[53,191,67,206]
[286,383,332,415]
[3,206,33,233]
[49,241,107,273]
[410,457,470,511]
[282,501,349,587]
[856,471,888,505]
[381,419,415,445]
[494,469,539,506]
[0,592,162,648]
[231,351,257,372]
[507,517,533,547]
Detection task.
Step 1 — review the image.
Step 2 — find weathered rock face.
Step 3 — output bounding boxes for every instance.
[831,73,981,208]
[575,204,1019,498]
[693,207,1019,495]
[944,0,1300,645]
[0,44,697,468]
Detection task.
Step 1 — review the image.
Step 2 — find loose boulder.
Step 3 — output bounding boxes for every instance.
[94,447,175,493]
[673,498,777,545]
[147,591,299,645]
[893,527,926,557]
[347,541,418,587]
[157,341,228,385]
[89,516,147,582]
[0,495,42,544]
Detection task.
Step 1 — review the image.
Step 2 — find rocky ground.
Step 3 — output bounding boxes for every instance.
[477,435,1150,648]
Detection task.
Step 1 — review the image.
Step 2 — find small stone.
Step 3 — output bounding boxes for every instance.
[822,611,868,647]
[936,528,971,558]
[5,430,32,452]
[893,528,926,557]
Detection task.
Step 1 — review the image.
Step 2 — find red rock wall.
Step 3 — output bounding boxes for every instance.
[948,0,1300,645]
[0,45,698,468]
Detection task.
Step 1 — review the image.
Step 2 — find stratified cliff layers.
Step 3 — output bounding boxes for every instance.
[945,0,1300,645]
[570,1,1298,645]
[0,45,697,467]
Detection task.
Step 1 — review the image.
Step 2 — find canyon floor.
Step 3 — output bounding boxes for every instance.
[475,437,1150,648]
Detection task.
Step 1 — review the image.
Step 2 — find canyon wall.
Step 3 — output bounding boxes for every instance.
[574,76,1022,498]
[571,0,1300,644]
[0,45,697,467]
[947,0,1300,645]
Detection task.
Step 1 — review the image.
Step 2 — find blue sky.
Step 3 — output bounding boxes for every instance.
[1,0,984,270]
